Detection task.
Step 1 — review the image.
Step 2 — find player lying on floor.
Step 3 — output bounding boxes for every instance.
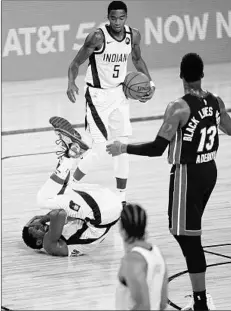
[22,117,122,257]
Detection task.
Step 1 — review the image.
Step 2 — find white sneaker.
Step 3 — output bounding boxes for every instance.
[182,295,194,310]
[182,293,216,310]
[206,293,216,310]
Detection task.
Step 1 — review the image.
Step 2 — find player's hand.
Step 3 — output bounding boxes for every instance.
[106,141,127,157]
[139,85,155,103]
[67,82,79,103]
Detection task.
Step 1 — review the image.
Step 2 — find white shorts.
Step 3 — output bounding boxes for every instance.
[85,85,132,143]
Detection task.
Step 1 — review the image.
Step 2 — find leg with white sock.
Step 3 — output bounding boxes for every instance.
[37,156,76,208]
[113,136,129,206]
[73,141,109,182]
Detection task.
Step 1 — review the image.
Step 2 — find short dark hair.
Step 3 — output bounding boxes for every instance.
[180,53,204,83]
[108,1,127,15]
[120,203,146,242]
[22,226,43,250]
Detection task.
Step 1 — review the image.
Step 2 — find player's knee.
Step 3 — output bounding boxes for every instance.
[78,142,107,174]
[174,235,206,273]
[186,249,206,273]
[36,188,48,208]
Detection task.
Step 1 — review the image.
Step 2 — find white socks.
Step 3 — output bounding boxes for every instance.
[116,189,126,203]
[55,157,76,180]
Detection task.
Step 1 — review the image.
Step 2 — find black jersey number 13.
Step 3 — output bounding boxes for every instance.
[113,65,120,78]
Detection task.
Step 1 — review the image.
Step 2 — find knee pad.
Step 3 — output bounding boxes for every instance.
[113,136,129,179]
[174,235,207,273]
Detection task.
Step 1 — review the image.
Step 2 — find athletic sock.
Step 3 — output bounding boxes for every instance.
[116,188,126,204]
[51,156,75,182]
[193,290,208,310]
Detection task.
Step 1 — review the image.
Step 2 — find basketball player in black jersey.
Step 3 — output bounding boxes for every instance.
[66,1,155,208]
[107,53,231,310]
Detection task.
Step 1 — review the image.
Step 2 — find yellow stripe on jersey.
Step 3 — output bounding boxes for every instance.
[168,128,182,164]
[170,164,187,235]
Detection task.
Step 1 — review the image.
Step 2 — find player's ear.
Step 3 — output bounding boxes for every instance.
[201,72,204,78]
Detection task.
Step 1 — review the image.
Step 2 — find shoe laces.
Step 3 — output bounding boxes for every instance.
[55,133,69,159]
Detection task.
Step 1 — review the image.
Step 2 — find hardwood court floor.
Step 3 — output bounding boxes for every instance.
[2,64,231,310]
[2,120,231,310]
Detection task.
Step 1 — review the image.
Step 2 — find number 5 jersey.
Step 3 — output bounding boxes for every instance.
[85,24,132,89]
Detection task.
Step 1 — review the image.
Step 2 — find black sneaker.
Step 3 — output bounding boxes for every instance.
[49,116,89,159]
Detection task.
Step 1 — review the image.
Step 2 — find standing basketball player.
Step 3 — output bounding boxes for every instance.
[116,203,168,310]
[66,1,155,206]
[22,126,122,257]
[107,53,231,310]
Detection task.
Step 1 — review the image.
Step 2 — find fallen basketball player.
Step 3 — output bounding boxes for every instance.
[22,117,122,257]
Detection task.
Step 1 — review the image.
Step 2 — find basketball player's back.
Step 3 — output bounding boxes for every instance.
[135,245,168,310]
[116,244,168,310]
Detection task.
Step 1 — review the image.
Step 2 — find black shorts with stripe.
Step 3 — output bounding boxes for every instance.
[168,160,217,236]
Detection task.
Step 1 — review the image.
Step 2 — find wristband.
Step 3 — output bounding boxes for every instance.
[121,144,128,154]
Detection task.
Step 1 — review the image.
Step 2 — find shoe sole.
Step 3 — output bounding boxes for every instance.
[49,116,89,151]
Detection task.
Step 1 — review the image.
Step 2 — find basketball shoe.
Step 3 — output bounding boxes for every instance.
[49,116,89,159]
[182,293,216,310]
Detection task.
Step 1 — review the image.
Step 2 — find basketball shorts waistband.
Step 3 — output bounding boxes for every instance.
[86,82,123,89]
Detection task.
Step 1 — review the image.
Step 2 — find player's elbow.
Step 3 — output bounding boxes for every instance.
[152,148,165,157]
[132,55,141,66]
[148,136,169,157]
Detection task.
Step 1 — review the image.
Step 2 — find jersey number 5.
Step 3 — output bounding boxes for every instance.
[113,65,120,78]
[197,125,217,152]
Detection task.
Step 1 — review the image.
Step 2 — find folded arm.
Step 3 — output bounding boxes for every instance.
[43,209,68,256]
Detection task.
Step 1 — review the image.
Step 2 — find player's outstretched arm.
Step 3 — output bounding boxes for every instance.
[131,29,155,102]
[217,96,231,135]
[43,209,68,256]
[123,253,150,310]
[106,100,187,157]
[67,29,104,103]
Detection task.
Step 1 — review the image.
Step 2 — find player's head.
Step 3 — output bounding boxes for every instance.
[22,216,49,250]
[180,53,204,83]
[107,1,127,33]
[120,203,147,243]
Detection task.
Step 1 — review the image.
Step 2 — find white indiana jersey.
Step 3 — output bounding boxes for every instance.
[116,246,167,310]
[85,24,132,89]
[60,184,122,256]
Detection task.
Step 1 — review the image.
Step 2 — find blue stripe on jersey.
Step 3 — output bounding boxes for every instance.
[85,87,108,140]
[89,54,101,88]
